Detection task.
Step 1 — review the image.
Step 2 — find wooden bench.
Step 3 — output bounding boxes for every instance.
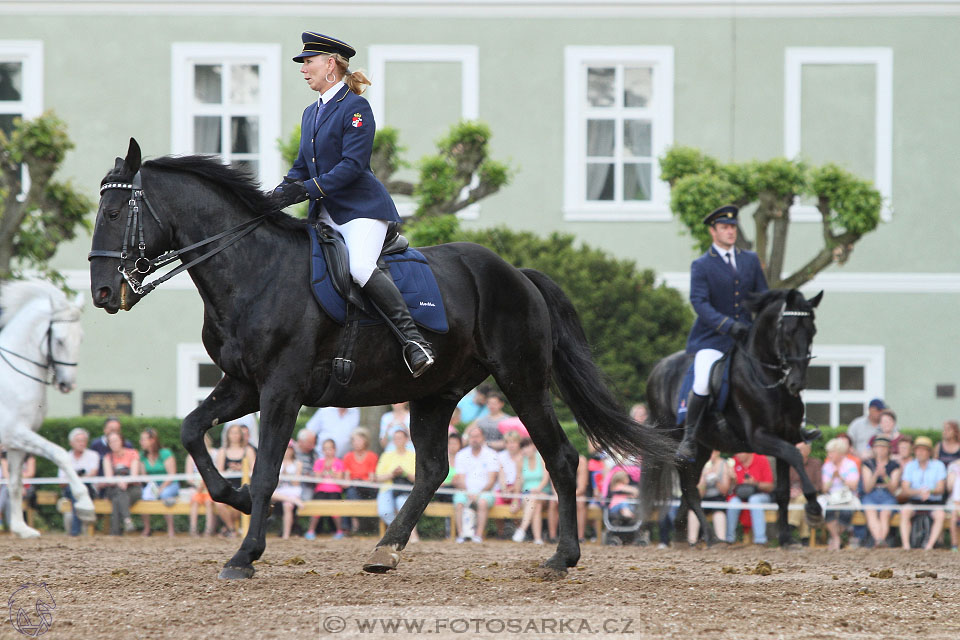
[56,495,605,541]
[736,508,900,547]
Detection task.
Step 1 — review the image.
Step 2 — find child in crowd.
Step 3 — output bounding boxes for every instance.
[607,470,640,523]
[186,434,217,537]
[272,443,303,540]
[308,439,345,540]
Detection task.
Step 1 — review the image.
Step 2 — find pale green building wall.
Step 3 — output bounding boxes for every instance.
[1,5,956,425]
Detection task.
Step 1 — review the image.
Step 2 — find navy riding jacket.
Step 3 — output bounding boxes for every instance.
[286,84,400,226]
[685,246,769,354]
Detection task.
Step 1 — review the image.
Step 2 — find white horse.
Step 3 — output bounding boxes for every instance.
[0,278,94,537]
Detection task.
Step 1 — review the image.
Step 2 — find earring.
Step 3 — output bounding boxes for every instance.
[325,72,337,83]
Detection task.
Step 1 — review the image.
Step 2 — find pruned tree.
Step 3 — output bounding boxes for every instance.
[660,146,883,288]
[0,112,93,283]
[279,120,512,243]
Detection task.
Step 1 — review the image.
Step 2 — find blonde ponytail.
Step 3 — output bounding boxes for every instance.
[331,53,372,95]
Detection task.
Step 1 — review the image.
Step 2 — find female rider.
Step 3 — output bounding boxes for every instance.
[268,32,434,377]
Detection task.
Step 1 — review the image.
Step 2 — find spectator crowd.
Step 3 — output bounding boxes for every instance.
[1,391,958,552]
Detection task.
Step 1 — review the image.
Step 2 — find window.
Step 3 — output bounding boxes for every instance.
[564,46,673,221]
[784,47,893,221]
[171,43,281,186]
[0,41,43,195]
[176,344,222,418]
[367,45,479,218]
[802,345,885,427]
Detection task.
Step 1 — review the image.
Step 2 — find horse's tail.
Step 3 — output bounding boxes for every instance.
[520,268,675,465]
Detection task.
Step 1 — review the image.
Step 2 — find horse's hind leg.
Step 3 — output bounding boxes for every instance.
[220,384,300,580]
[4,449,38,538]
[364,394,457,573]
[503,385,580,575]
[181,375,259,514]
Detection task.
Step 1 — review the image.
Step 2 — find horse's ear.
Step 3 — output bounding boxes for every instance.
[808,290,824,308]
[123,137,142,175]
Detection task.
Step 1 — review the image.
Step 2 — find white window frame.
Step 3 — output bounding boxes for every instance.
[563,46,674,222]
[802,344,885,427]
[0,41,43,197]
[784,47,893,222]
[367,44,479,218]
[176,344,221,418]
[171,43,281,187]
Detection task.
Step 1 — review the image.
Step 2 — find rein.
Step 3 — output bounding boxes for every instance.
[89,171,266,297]
[0,317,80,385]
[741,307,814,390]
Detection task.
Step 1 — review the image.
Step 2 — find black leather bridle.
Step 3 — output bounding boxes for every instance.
[0,315,80,385]
[88,171,266,297]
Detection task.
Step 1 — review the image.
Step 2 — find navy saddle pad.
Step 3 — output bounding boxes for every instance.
[307,225,448,333]
[676,354,732,425]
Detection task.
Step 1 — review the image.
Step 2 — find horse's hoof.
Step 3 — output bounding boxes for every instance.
[805,510,824,528]
[534,563,568,581]
[75,507,96,522]
[218,565,255,580]
[12,526,41,539]
[362,546,400,574]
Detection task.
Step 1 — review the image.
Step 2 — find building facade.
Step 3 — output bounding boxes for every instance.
[2,0,958,426]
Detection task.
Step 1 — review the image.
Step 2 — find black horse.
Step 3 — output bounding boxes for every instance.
[89,139,671,579]
[642,288,824,547]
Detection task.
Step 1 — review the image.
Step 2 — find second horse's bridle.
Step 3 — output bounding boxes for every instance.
[89,171,265,298]
[0,314,79,385]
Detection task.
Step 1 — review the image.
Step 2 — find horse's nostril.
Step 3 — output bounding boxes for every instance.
[96,287,111,303]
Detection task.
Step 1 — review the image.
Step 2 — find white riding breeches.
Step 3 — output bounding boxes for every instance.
[693,348,724,396]
[317,211,389,287]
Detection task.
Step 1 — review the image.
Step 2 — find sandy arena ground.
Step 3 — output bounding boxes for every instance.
[1,534,958,639]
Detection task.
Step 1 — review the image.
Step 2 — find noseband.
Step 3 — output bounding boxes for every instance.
[89,171,266,297]
[745,307,814,391]
[0,316,80,385]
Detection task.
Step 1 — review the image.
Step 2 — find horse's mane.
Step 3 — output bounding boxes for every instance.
[141,156,308,233]
[0,279,73,329]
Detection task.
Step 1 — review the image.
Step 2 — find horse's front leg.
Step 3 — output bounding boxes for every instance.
[678,451,713,545]
[4,449,38,538]
[363,394,456,573]
[774,458,792,547]
[747,430,822,529]
[4,428,96,523]
[219,385,300,580]
[181,375,259,513]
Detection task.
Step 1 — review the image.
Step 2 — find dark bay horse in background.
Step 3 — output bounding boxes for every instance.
[642,289,824,547]
[89,139,672,579]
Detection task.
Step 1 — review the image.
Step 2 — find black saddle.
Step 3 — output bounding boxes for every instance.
[314,221,409,310]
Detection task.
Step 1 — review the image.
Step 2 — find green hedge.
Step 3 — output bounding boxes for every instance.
[35,415,313,479]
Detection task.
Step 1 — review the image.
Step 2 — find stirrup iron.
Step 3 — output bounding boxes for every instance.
[402,341,435,378]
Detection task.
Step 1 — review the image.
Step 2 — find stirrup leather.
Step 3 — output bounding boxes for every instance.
[402,341,435,377]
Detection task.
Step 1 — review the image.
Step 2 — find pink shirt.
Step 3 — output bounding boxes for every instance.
[313,457,344,494]
[821,457,859,494]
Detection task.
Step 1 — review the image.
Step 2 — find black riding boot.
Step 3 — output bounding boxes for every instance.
[676,392,709,461]
[362,268,435,378]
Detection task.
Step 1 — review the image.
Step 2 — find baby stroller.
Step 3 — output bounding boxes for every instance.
[601,465,644,545]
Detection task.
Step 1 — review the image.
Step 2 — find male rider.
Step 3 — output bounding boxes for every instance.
[676,205,768,460]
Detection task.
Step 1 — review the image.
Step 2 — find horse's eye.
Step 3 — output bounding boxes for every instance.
[106,209,120,221]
